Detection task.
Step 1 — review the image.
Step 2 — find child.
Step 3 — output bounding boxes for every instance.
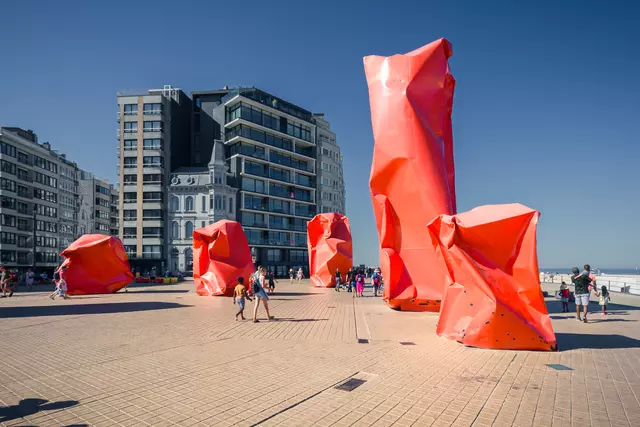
[598,285,610,315]
[356,272,365,297]
[559,281,569,312]
[233,277,252,321]
[372,271,382,297]
[267,271,277,294]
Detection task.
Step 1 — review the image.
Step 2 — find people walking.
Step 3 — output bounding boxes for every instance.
[233,277,252,321]
[356,270,365,297]
[372,269,382,297]
[267,270,277,294]
[296,267,303,284]
[289,268,294,284]
[26,268,34,292]
[572,264,595,323]
[252,266,273,323]
[0,266,12,298]
[334,269,341,291]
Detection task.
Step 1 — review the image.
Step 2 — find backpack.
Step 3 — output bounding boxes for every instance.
[251,272,261,294]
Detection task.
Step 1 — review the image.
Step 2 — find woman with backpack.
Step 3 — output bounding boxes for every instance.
[251,266,273,323]
[356,270,365,297]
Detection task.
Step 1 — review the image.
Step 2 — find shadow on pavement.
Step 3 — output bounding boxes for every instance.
[556,333,640,350]
[275,318,329,322]
[545,298,640,314]
[0,398,78,422]
[0,302,190,319]
[270,292,323,297]
[122,289,190,294]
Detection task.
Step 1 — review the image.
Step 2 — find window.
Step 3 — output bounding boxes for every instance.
[321,177,330,185]
[16,201,28,214]
[124,245,136,256]
[35,204,57,218]
[290,250,308,263]
[214,173,222,184]
[35,220,57,233]
[229,197,234,213]
[96,223,109,232]
[143,174,162,183]
[124,104,138,115]
[143,138,162,149]
[143,156,162,167]
[185,221,194,238]
[201,196,206,212]
[17,219,30,231]
[1,178,16,192]
[123,140,137,150]
[209,194,213,210]
[245,160,267,177]
[95,210,109,220]
[171,196,180,212]
[1,251,17,263]
[95,198,109,208]
[1,142,16,157]
[1,232,16,245]
[222,196,226,211]
[1,160,16,175]
[245,195,268,214]
[185,196,194,211]
[241,177,266,194]
[286,121,312,142]
[124,174,137,184]
[123,157,137,168]
[123,227,136,237]
[96,185,110,195]
[17,151,30,165]
[143,210,162,219]
[143,121,162,132]
[322,148,330,156]
[172,221,179,239]
[269,199,290,214]
[124,122,137,133]
[241,212,265,227]
[143,227,163,237]
[201,221,206,228]
[123,209,137,220]
[225,124,293,152]
[1,196,16,210]
[142,192,162,202]
[322,162,330,171]
[214,196,221,210]
[34,172,57,188]
[143,103,162,114]
[142,245,162,259]
[267,249,282,262]
[269,167,290,183]
[123,192,137,203]
[35,236,58,248]
[269,215,291,230]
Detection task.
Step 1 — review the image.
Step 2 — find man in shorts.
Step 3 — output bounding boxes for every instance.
[572,264,595,323]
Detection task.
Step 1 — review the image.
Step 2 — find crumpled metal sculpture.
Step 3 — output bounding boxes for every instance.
[428,204,557,351]
[364,38,456,311]
[193,220,254,296]
[307,213,353,288]
[59,234,134,295]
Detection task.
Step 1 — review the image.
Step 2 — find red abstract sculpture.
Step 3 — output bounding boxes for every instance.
[428,204,557,351]
[193,220,254,296]
[59,234,133,295]
[307,213,353,288]
[364,38,456,311]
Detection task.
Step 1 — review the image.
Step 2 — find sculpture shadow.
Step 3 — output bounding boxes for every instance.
[0,302,190,319]
[0,398,78,422]
[123,289,190,294]
[556,333,640,350]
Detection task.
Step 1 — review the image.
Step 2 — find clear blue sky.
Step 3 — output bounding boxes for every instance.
[1,0,638,268]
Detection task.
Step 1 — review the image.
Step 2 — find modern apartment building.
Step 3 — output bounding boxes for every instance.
[0,127,64,272]
[78,171,113,236]
[57,155,79,254]
[116,85,192,271]
[314,114,346,215]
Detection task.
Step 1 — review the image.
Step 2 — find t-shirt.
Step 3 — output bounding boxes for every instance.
[573,272,592,294]
[234,284,246,298]
[0,271,6,280]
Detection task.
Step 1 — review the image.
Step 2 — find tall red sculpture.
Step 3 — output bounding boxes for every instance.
[193,220,254,296]
[59,234,133,295]
[364,38,456,311]
[307,213,353,288]
[428,204,557,351]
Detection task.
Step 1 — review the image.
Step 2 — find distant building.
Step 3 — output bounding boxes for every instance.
[78,171,112,236]
[314,113,346,215]
[110,186,119,237]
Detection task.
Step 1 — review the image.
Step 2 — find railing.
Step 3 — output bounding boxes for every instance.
[542,274,640,295]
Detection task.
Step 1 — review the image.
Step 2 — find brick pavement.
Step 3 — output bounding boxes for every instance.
[0,280,639,426]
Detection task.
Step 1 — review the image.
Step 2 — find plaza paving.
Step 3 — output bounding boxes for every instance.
[0,280,639,427]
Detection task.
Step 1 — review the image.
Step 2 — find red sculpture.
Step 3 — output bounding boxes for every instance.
[59,234,133,295]
[193,220,254,296]
[307,213,353,288]
[428,204,557,351]
[364,38,456,311]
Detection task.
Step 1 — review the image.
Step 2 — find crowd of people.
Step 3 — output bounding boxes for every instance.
[333,267,383,297]
[562,263,611,322]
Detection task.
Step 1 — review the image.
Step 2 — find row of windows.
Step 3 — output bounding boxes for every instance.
[227,102,312,142]
[1,178,16,193]
[95,210,109,220]
[322,147,342,161]
[96,185,109,195]
[226,124,294,152]
[34,155,57,174]
[96,197,109,208]
[36,220,57,233]
[1,160,16,175]
[34,172,57,188]
[123,156,163,167]
[123,121,163,132]
[123,173,163,184]
[123,103,162,115]
[96,223,110,232]
[123,192,163,202]
[122,209,163,221]
[0,250,59,264]
[123,138,163,151]
[244,229,307,247]
[1,142,17,158]
[34,188,57,203]
[36,236,58,248]
[35,204,57,218]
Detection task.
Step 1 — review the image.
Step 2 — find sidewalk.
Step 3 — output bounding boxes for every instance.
[0,280,638,426]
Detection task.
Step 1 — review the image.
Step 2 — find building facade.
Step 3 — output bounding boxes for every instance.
[314,114,346,215]
[78,171,112,236]
[57,156,79,254]
[110,187,119,237]
[167,141,237,272]
[116,85,192,272]
[0,128,64,272]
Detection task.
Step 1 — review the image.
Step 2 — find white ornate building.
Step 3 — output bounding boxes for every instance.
[168,141,236,272]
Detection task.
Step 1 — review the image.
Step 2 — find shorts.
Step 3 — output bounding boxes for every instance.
[237,298,245,310]
[560,297,568,303]
[575,293,590,306]
[599,297,609,306]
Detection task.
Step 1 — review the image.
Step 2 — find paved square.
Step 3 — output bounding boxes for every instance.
[1,280,639,426]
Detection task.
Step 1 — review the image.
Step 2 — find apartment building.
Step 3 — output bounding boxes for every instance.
[78,171,113,236]
[116,85,192,272]
[110,187,119,237]
[314,114,346,215]
[0,127,64,271]
[57,156,79,253]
